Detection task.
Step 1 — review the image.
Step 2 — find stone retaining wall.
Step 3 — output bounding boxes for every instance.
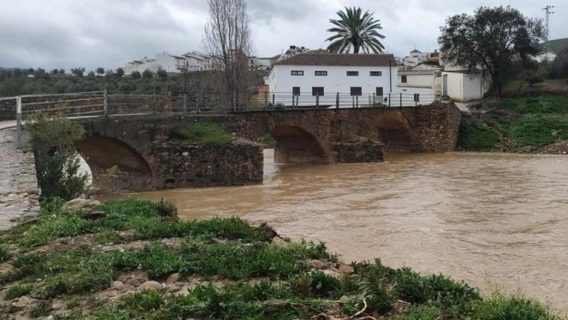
[0,129,40,230]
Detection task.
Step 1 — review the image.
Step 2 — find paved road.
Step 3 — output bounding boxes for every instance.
[0,124,40,230]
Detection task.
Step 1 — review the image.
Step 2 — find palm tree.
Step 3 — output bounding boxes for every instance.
[326,7,386,54]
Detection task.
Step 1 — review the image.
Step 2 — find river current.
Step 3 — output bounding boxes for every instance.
[113,150,568,314]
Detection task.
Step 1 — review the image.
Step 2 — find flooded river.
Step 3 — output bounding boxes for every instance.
[116,151,568,314]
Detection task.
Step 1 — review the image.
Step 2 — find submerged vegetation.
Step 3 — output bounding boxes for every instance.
[458,95,568,152]
[0,199,560,319]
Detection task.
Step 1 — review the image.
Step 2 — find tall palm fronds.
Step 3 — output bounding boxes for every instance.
[326,7,386,54]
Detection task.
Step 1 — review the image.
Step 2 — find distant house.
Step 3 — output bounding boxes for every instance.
[124,52,186,75]
[265,52,398,107]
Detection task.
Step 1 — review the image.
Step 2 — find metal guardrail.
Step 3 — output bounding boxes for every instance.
[3,90,440,148]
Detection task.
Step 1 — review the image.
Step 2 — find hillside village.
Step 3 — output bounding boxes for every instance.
[123,46,488,107]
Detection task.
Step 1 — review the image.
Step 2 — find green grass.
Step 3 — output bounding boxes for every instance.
[0,198,561,319]
[458,118,501,151]
[170,123,232,144]
[458,95,568,151]
[0,246,10,262]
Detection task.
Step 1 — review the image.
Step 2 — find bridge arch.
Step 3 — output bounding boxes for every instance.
[374,112,414,152]
[75,136,152,182]
[269,125,329,163]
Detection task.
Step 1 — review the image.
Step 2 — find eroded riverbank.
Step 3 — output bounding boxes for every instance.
[108,150,568,314]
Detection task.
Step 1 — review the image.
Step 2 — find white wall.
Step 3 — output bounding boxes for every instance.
[442,72,486,101]
[267,65,395,96]
[266,65,437,107]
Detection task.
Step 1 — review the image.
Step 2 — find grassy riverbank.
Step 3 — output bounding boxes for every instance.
[0,199,560,319]
[458,95,568,152]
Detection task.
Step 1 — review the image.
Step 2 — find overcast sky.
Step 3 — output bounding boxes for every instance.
[0,0,564,70]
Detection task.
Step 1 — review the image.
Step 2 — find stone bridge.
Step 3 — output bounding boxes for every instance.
[75,103,460,190]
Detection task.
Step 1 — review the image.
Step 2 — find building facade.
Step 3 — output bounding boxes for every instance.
[266,53,398,107]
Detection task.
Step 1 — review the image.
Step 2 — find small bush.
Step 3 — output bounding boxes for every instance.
[25,115,89,200]
[171,123,232,144]
[153,199,178,219]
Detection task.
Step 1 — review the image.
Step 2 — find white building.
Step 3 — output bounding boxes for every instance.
[398,63,443,97]
[124,52,187,75]
[266,53,401,107]
[439,54,489,102]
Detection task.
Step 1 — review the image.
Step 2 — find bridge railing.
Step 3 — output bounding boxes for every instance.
[3,90,440,147]
[246,92,438,110]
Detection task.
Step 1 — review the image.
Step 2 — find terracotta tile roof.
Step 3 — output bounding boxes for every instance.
[274,53,396,67]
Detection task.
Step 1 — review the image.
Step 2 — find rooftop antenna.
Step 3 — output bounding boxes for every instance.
[543,5,555,59]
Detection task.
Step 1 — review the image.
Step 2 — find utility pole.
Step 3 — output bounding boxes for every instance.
[543,5,555,61]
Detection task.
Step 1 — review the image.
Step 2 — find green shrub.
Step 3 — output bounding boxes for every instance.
[171,123,232,144]
[25,115,89,200]
[153,199,178,219]
[472,293,554,320]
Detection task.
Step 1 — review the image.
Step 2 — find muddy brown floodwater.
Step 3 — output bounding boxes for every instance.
[111,150,568,315]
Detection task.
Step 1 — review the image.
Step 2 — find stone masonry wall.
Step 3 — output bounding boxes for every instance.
[151,141,263,189]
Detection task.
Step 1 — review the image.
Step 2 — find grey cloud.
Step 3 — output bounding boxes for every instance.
[0,0,564,70]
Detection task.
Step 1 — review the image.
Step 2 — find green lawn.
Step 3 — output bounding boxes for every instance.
[458,95,568,151]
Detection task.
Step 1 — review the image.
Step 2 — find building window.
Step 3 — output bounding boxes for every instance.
[291,70,304,76]
[376,87,384,96]
[292,87,300,96]
[401,75,407,83]
[315,71,327,76]
[346,71,359,76]
[350,87,362,96]
[370,71,382,77]
[312,87,324,96]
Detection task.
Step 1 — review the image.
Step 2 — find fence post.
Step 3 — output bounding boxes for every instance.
[272,94,275,109]
[103,89,109,117]
[356,96,359,108]
[291,94,295,108]
[400,93,402,107]
[316,94,319,108]
[16,96,22,149]
[336,92,339,109]
[296,95,299,108]
[388,93,391,107]
[372,93,376,106]
[351,96,354,108]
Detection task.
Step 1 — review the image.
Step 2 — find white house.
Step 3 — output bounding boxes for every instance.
[266,53,401,107]
[438,54,490,102]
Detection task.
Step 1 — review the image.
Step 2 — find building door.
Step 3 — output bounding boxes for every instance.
[442,74,448,97]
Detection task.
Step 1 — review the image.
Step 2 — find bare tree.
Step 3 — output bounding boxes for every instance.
[203,0,252,111]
